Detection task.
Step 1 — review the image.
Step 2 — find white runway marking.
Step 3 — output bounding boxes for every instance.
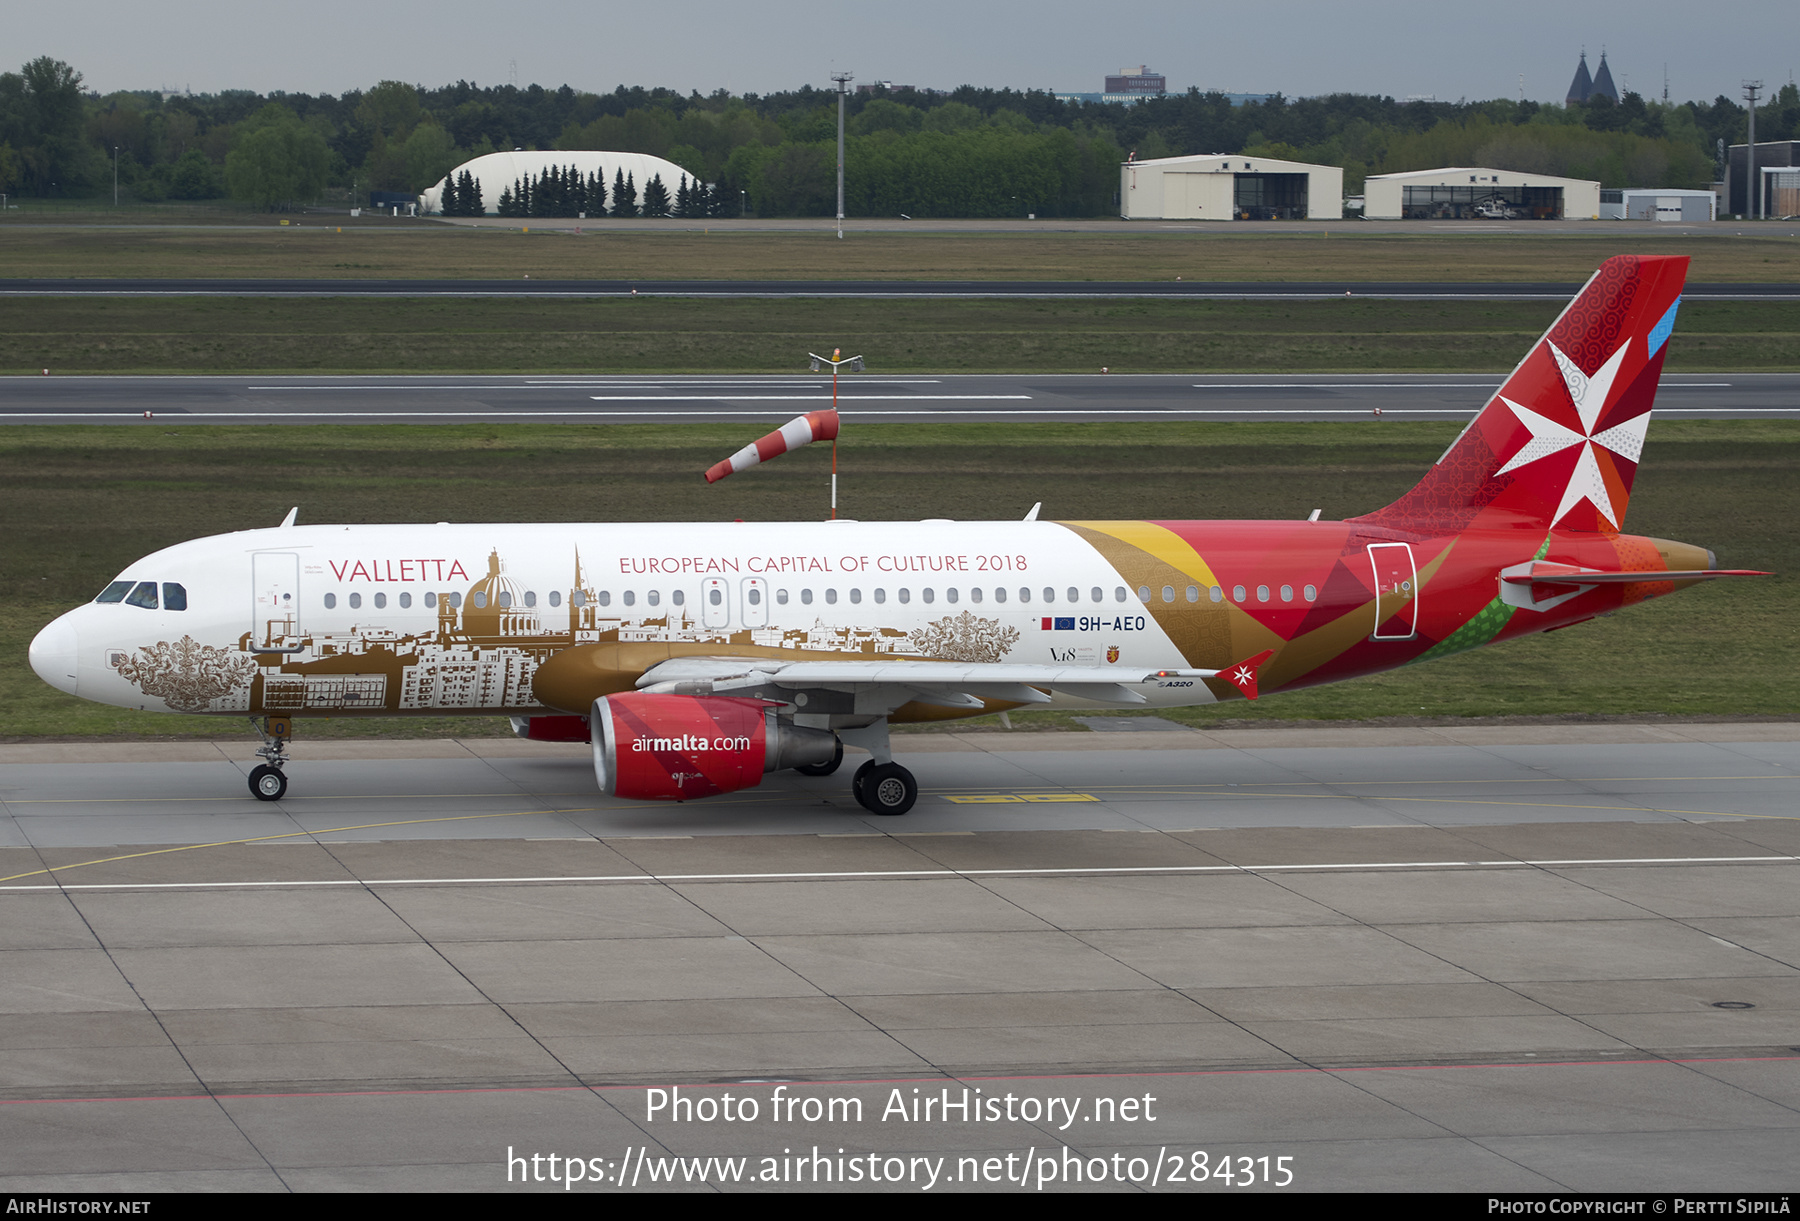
[5,853,1792,892]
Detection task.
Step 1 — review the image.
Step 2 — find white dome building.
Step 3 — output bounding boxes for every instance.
[421,150,697,215]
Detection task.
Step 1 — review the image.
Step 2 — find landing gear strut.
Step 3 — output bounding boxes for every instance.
[249,715,292,801]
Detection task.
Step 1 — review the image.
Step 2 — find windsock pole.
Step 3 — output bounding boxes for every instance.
[806,347,863,518]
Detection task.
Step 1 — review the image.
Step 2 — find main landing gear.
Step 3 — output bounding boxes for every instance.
[851,760,918,816]
[249,715,292,802]
[826,721,919,816]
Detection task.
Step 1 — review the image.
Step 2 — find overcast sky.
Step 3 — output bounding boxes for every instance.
[14,0,1794,107]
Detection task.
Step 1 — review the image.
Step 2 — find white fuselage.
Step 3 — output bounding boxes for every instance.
[32,520,1210,719]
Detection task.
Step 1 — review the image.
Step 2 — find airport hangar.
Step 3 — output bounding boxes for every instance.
[1119,153,1345,220]
[1363,166,1602,220]
[419,149,694,215]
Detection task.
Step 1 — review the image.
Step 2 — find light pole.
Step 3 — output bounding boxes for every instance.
[113,146,119,207]
[831,71,853,238]
[808,347,864,518]
[1743,80,1762,219]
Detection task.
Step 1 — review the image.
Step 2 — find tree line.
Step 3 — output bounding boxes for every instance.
[475,164,731,218]
[3,54,1795,213]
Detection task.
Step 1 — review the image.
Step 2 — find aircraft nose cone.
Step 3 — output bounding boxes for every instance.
[29,614,79,697]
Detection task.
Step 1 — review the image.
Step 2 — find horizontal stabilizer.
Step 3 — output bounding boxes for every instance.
[1501,564,1772,586]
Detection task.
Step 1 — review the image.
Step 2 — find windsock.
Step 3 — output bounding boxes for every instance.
[704,409,839,484]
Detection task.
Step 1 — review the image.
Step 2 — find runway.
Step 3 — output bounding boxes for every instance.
[4,277,1797,300]
[2,721,1796,1192]
[3,371,1793,424]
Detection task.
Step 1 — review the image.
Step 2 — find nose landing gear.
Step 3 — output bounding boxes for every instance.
[249,715,292,801]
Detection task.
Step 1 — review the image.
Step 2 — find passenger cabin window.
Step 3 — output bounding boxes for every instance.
[162,583,187,611]
[399,592,412,609]
[549,591,562,607]
[323,593,337,609]
[95,581,133,603]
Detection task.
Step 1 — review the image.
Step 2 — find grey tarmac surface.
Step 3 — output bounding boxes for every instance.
[1,720,1796,1192]
[2,371,1793,425]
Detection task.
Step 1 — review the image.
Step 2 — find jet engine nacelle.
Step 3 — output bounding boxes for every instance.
[591,693,839,801]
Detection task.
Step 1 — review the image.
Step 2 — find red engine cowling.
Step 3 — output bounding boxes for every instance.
[591,693,837,801]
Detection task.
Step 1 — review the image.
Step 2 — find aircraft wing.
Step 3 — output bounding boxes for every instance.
[635,651,1275,710]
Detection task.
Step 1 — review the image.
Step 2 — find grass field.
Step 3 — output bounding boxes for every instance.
[2,223,1797,282]
[4,420,1792,741]
[5,296,1797,374]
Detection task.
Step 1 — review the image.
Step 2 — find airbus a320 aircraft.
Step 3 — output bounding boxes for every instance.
[30,255,1765,815]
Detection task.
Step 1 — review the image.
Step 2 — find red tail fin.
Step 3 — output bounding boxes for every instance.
[1352,255,1688,535]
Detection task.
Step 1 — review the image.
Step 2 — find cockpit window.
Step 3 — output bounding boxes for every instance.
[95,581,133,603]
[162,583,188,611]
[124,581,159,609]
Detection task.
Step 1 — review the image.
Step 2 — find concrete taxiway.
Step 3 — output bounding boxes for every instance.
[1,721,1796,1191]
[2,371,1792,425]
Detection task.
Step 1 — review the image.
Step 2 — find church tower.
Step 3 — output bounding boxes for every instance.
[1566,51,1594,106]
[1590,51,1619,102]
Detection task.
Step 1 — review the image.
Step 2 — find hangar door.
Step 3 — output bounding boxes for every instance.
[1234,173,1308,220]
[1165,172,1233,219]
